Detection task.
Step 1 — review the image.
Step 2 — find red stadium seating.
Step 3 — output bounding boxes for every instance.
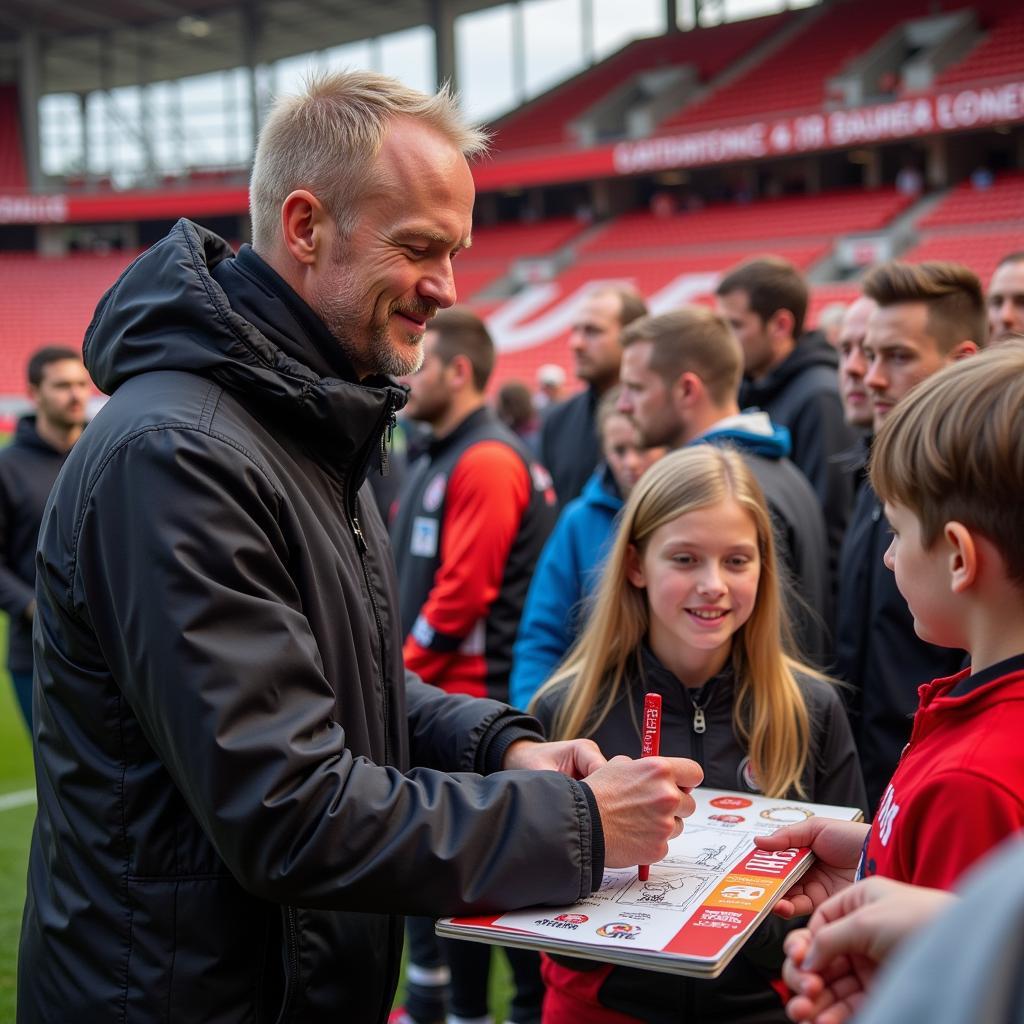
[935,3,1024,87]
[0,251,134,393]
[578,190,913,254]
[917,172,1024,229]
[900,229,1024,285]
[490,15,787,152]
[660,0,936,129]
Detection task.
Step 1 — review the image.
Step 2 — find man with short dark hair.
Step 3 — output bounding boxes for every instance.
[716,257,857,560]
[836,260,981,812]
[540,285,646,507]
[0,346,89,729]
[616,307,832,665]
[392,308,555,1024]
[987,251,1024,345]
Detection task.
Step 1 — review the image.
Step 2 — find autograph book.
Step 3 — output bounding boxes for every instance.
[437,788,863,979]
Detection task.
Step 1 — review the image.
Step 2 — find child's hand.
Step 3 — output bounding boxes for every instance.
[779,876,954,1023]
[753,817,868,917]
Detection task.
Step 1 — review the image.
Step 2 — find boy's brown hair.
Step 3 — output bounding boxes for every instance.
[862,260,986,351]
[870,340,1024,586]
[429,307,495,392]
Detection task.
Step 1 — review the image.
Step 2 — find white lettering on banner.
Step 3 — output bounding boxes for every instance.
[613,123,767,174]
[0,194,67,224]
[608,83,1023,178]
[936,82,1024,130]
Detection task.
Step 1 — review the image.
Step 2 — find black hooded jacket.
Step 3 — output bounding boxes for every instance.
[18,220,600,1024]
[0,415,72,673]
[741,333,857,564]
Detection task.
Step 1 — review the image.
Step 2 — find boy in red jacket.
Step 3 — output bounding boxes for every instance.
[754,341,1024,1023]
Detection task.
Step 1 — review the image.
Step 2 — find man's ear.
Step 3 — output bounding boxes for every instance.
[280,190,329,267]
[673,371,703,409]
[767,308,796,341]
[945,521,977,594]
[625,544,646,589]
[949,339,979,362]
[447,353,474,392]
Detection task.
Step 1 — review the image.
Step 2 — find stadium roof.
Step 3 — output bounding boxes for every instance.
[0,0,507,94]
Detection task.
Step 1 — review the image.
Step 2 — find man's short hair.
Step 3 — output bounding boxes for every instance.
[250,70,488,250]
[621,307,743,406]
[715,256,809,337]
[870,340,1024,587]
[862,260,985,351]
[589,285,648,329]
[28,346,81,387]
[996,251,1024,271]
[429,308,495,392]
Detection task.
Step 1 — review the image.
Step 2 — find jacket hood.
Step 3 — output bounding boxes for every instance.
[578,462,624,513]
[743,331,838,406]
[83,219,405,460]
[695,410,792,460]
[12,414,63,455]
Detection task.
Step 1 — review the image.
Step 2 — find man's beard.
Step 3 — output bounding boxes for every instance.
[312,263,430,378]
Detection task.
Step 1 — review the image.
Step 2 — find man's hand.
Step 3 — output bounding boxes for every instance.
[753,818,868,918]
[502,738,606,779]
[584,755,704,869]
[780,877,954,1024]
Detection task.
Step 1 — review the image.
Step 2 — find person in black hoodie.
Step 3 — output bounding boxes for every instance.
[540,285,647,509]
[17,72,703,1024]
[835,260,982,814]
[0,346,89,728]
[616,308,832,666]
[716,257,858,564]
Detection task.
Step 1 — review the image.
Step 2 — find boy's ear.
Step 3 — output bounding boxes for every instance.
[945,521,977,594]
[625,544,646,589]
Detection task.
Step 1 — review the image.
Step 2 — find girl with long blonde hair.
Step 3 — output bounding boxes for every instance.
[531,446,865,1024]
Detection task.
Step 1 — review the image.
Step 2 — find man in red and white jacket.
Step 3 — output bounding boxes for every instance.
[391,307,557,1024]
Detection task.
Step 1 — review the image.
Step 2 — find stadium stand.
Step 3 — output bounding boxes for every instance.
[934,2,1024,87]
[578,189,913,254]
[900,229,1024,286]
[660,0,935,129]
[917,171,1024,229]
[490,14,787,152]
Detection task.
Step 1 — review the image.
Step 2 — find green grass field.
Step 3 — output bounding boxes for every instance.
[0,613,34,1024]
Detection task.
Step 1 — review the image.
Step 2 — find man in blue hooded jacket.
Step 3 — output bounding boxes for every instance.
[617,307,831,666]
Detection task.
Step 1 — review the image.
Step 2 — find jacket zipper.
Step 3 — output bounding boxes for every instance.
[379,407,397,476]
[348,491,391,768]
[273,906,300,1024]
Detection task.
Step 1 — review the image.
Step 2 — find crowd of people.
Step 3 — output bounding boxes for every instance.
[5,69,1024,1024]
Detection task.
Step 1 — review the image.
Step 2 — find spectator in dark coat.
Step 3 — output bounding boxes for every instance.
[539,285,646,508]
[716,257,858,564]
[0,346,90,728]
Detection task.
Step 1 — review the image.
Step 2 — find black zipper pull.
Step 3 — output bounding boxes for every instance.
[380,408,397,476]
[351,514,368,554]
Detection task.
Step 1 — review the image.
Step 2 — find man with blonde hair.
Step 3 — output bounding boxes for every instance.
[19,72,702,1024]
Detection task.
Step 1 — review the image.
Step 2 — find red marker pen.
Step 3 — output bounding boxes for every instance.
[638,691,662,882]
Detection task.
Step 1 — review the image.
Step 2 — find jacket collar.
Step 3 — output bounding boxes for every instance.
[83,219,406,475]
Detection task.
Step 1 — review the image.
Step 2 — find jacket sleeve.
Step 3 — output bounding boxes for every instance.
[403,442,531,685]
[70,426,596,915]
[787,388,855,561]
[510,510,584,709]
[404,668,547,773]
